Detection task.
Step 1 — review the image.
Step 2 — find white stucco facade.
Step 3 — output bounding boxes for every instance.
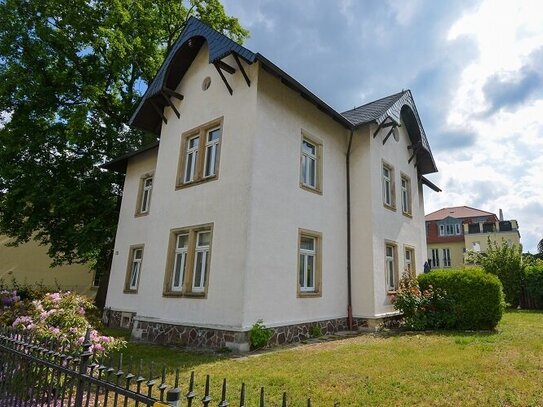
[104,18,437,346]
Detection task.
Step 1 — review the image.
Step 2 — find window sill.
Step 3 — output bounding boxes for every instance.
[383,203,396,212]
[297,291,322,298]
[300,183,322,195]
[402,211,413,218]
[176,175,218,190]
[123,289,138,294]
[163,291,207,299]
[386,291,397,295]
[134,211,150,218]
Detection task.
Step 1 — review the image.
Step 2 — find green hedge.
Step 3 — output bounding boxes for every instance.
[524,264,543,308]
[418,268,505,330]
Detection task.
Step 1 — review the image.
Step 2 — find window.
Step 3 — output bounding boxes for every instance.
[298,229,322,296]
[429,248,440,268]
[135,174,154,216]
[404,247,415,277]
[177,118,223,188]
[400,174,411,215]
[439,223,462,236]
[125,245,144,292]
[382,162,395,209]
[385,242,398,292]
[164,224,213,296]
[300,132,322,193]
[443,248,451,267]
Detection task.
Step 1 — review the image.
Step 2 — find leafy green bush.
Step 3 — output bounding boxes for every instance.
[467,239,523,307]
[309,325,323,338]
[419,268,505,330]
[524,264,543,307]
[392,274,455,330]
[248,319,272,349]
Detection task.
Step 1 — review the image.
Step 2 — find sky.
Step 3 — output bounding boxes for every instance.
[222,0,543,253]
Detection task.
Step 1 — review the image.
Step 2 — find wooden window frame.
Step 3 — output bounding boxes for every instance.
[299,131,323,194]
[382,161,396,211]
[385,241,399,294]
[400,172,412,217]
[297,229,322,297]
[135,172,154,217]
[404,245,416,277]
[163,223,213,298]
[124,244,144,293]
[176,117,223,189]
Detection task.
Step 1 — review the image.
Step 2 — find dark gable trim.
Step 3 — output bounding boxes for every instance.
[101,141,159,174]
[421,176,441,192]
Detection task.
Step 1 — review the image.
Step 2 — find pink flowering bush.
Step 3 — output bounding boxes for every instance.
[3,291,124,355]
[0,290,20,307]
[392,274,455,330]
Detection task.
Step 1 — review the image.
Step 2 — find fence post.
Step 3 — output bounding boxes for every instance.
[74,328,92,407]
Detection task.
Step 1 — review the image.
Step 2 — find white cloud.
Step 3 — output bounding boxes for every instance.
[425,0,543,251]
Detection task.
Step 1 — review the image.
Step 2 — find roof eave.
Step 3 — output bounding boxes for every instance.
[101,141,160,173]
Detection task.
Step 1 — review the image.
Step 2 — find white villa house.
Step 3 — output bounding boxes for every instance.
[103,17,440,350]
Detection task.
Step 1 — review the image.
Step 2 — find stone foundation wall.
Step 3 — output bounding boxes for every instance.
[105,309,370,350]
[103,308,136,330]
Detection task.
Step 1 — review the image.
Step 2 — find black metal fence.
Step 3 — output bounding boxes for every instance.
[0,328,319,406]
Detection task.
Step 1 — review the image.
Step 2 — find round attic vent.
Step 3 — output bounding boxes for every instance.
[202,76,211,91]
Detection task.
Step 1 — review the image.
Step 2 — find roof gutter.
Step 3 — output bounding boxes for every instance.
[346,129,354,330]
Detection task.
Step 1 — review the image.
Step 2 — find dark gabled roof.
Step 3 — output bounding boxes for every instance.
[100,141,159,173]
[130,16,257,133]
[117,17,438,175]
[342,91,405,125]
[425,206,497,222]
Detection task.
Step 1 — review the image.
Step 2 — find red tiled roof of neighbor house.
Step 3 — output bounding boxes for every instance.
[425,206,497,221]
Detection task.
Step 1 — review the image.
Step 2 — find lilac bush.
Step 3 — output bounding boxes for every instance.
[3,291,124,355]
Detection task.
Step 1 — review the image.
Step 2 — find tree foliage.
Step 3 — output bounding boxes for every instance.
[0,0,248,304]
[468,239,524,307]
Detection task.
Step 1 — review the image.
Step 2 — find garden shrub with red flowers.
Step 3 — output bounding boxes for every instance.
[392,274,456,331]
[0,291,124,355]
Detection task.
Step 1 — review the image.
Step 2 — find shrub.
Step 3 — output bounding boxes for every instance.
[392,274,455,330]
[467,239,523,307]
[248,319,272,349]
[309,325,323,338]
[419,268,505,330]
[1,291,124,355]
[524,264,543,307]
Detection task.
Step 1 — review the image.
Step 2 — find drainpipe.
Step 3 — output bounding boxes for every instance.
[346,129,354,330]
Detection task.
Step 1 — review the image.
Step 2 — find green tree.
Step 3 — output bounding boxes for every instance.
[470,238,524,307]
[0,0,248,307]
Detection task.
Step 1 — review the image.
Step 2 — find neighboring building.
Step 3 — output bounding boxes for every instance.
[425,206,520,269]
[0,235,97,297]
[103,17,439,350]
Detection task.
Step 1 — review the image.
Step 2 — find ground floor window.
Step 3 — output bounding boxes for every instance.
[164,224,213,297]
[404,246,415,277]
[385,242,398,292]
[443,248,451,267]
[124,245,144,293]
[298,229,322,297]
[429,248,440,268]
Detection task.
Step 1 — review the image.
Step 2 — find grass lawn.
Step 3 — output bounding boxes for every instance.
[107,310,543,406]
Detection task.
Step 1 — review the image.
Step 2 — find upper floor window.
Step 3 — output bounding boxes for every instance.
[300,132,322,193]
[439,223,461,236]
[298,229,322,296]
[164,224,213,297]
[125,245,144,293]
[177,117,223,188]
[135,174,153,216]
[382,162,395,209]
[400,174,411,216]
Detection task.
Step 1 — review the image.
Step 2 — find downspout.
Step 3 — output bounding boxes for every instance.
[346,129,354,330]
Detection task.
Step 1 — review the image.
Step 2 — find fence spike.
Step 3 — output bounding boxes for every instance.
[175,368,180,388]
[239,383,246,407]
[282,392,287,407]
[186,371,195,407]
[307,398,311,407]
[260,387,265,407]
[218,378,228,407]
[202,374,212,406]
